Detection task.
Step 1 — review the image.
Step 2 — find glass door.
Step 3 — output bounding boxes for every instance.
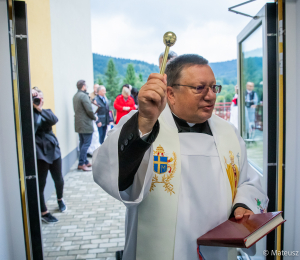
[241,25,264,173]
[237,3,277,260]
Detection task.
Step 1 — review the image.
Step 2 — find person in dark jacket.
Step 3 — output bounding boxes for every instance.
[131,87,139,108]
[32,87,66,224]
[73,80,97,171]
[94,86,110,144]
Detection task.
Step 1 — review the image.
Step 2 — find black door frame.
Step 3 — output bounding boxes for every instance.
[14,1,44,259]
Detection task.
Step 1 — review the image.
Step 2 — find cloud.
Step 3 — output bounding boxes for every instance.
[91,0,272,64]
[92,14,160,63]
[176,21,239,62]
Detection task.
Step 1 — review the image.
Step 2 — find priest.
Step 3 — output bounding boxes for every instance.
[92,54,268,260]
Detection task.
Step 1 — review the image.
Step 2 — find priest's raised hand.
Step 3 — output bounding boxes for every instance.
[138,73,167,135]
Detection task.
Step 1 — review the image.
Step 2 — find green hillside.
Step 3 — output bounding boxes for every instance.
[93,53,238,86]
[209,60,237,85]
[93,54,264,105]
[93,53,159,85]
[93,53,245,103]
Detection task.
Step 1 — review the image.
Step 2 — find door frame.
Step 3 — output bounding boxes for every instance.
[237,3,278,259]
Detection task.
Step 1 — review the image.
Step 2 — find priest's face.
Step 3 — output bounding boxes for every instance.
[167,64,216,123]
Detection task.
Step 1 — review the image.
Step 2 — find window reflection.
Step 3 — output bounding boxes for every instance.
[241,25,263,172]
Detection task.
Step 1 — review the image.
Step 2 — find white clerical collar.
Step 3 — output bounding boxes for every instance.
[171,112,196,127]
[187,122,196,127]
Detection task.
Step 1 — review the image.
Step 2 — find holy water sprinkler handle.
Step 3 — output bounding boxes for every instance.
[159,32,177,75]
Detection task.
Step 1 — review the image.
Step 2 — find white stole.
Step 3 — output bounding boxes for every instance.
[136,105,241,260]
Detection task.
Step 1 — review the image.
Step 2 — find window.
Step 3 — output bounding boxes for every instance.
[240,25,263,172]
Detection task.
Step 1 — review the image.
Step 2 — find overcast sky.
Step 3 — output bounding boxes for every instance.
[91,0,272,65]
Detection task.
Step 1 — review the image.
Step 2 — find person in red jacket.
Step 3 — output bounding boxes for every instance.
[114,87,136,124]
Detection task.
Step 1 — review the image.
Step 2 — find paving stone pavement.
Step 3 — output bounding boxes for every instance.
[42,161,125,260]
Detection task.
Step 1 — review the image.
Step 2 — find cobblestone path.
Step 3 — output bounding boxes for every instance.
[42,162,125,260]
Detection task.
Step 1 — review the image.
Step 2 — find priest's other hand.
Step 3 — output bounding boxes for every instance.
[234,207,254,220]
[138,73,167,135]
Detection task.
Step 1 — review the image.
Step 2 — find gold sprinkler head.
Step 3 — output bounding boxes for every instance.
[163,31,177,47]
[160,31,177,74]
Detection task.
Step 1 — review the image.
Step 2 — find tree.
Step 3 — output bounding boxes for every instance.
[134,73,145,90]
[216,95,225,103]
[97,77,104,85]
[135,80,144,90]
[139,73,143,82]
[123,64,136,87]
[225,93,234,102]
[105,59,119,102]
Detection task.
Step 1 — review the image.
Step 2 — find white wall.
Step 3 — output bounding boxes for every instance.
[284,0,300,259]
[0,1,27,259]
[50,0,94,158]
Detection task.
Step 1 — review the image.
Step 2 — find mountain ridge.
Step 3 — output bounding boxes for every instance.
[93,53,237,85]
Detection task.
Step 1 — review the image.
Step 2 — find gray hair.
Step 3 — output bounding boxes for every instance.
[165,54,208,87]
[96,85,105,93]
[158,51,178,62]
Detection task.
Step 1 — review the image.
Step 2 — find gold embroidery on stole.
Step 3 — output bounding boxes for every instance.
[224,151,240,202]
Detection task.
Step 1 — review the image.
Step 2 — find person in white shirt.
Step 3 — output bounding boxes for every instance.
[245,82,258,139]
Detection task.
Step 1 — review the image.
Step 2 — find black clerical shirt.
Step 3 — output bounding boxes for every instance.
[172,113,212,135]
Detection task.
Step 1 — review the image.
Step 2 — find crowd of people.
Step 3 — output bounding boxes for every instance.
[31,51,178,223]
[31,81,141,223]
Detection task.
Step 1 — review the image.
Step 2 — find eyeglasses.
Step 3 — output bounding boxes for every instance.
[172,84,222,94]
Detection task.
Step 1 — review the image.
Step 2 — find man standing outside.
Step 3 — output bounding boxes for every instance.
[73,80,96,171]
[245,82,258,139]
[94,85,110,144]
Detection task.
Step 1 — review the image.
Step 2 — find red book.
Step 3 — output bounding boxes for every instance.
[197,212,285,248]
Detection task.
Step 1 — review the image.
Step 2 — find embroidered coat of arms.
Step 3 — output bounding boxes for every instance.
[151,145,177,195]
